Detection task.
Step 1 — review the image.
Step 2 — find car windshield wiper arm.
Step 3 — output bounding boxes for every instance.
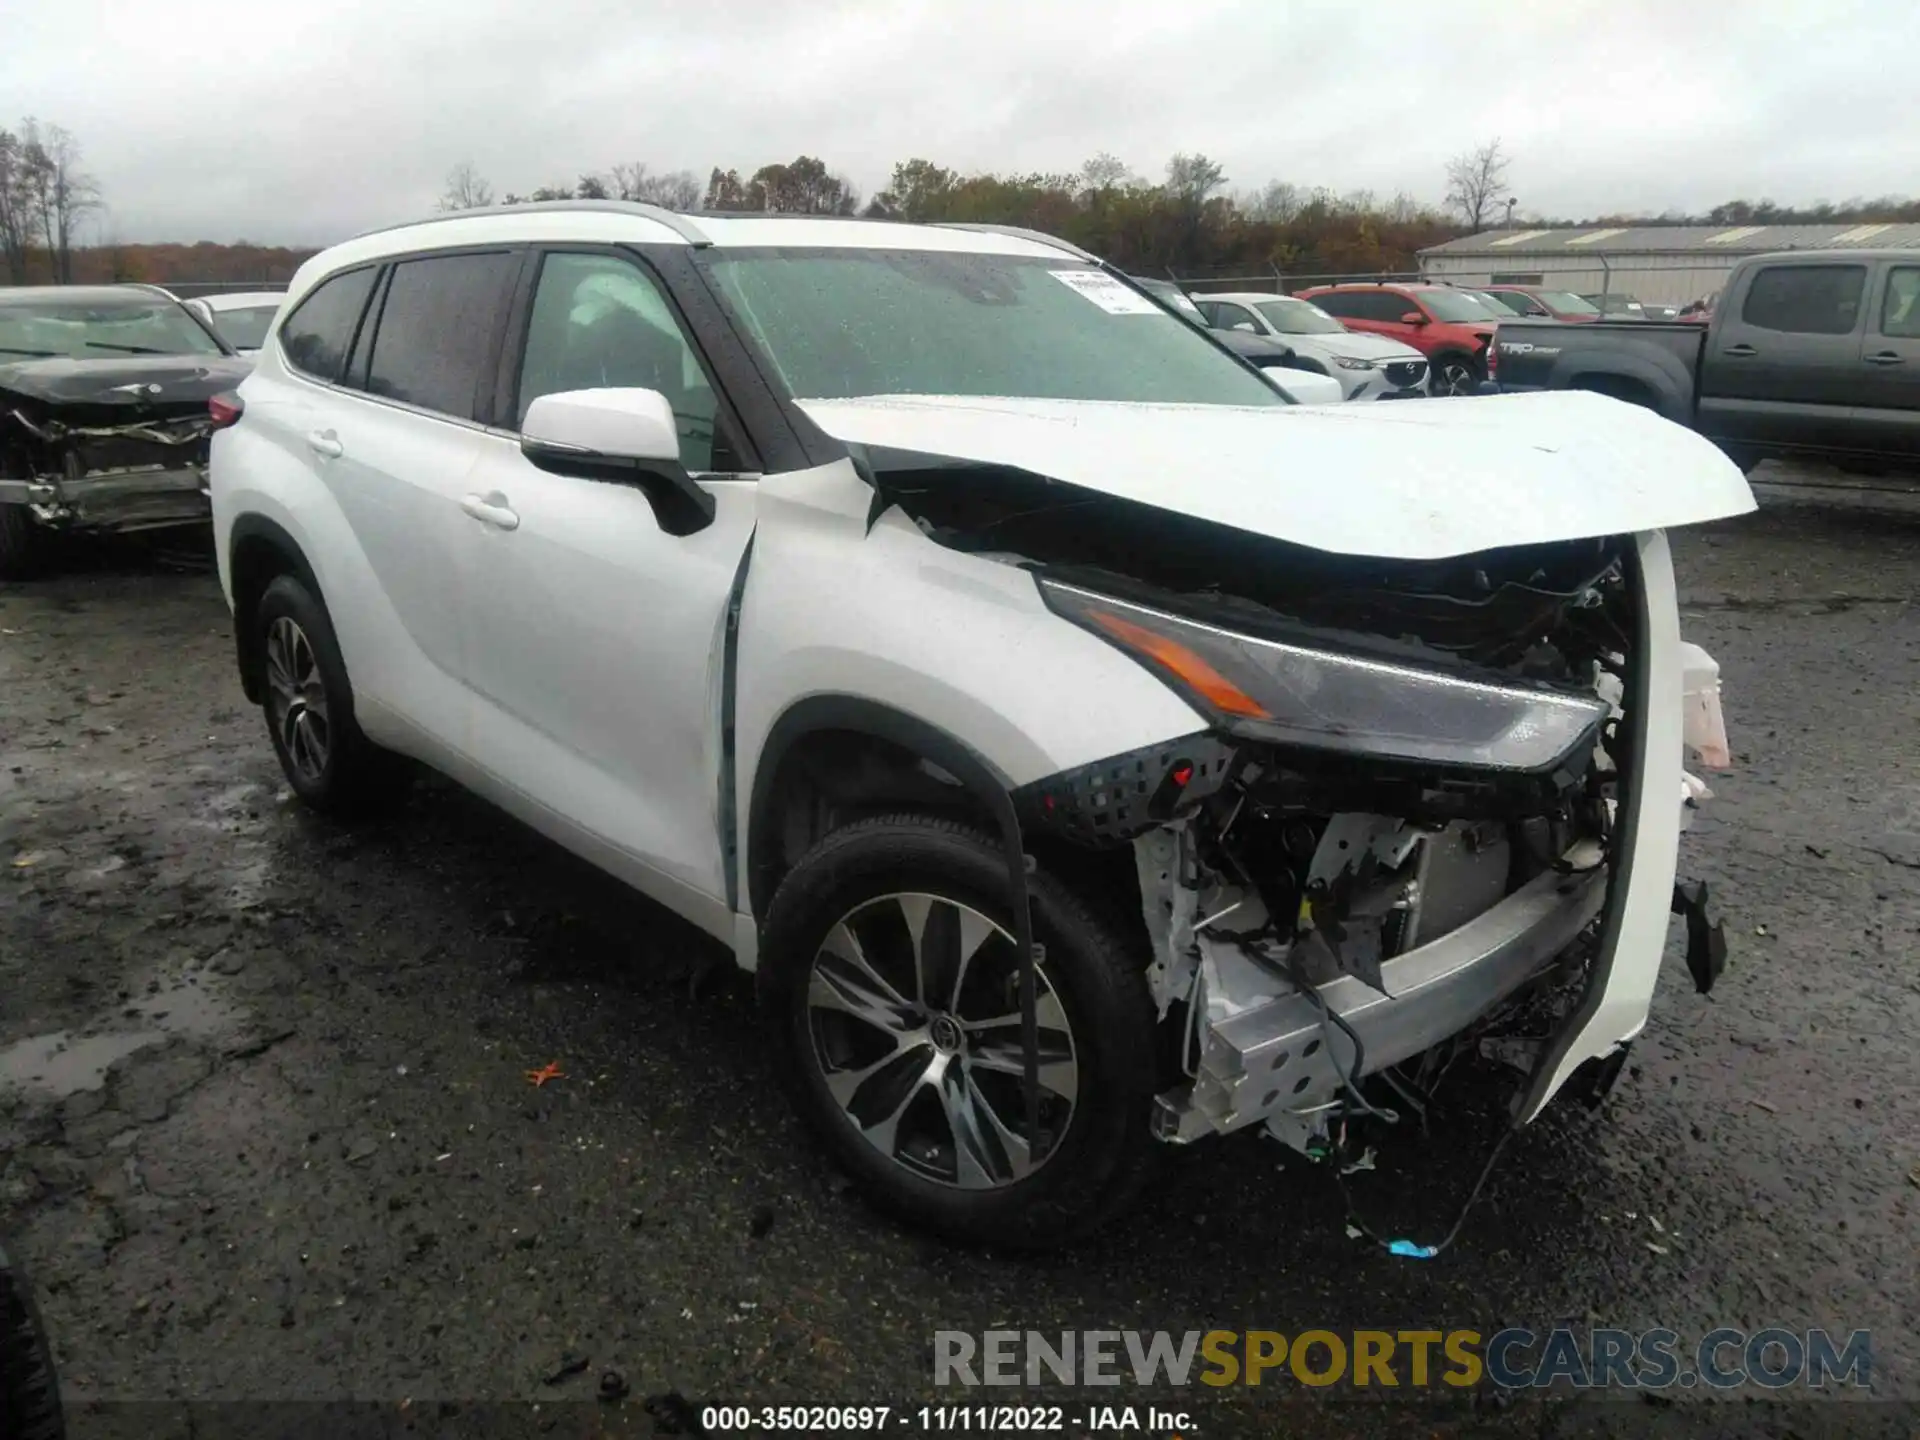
[0,346,57,356]
[84,342,170,354]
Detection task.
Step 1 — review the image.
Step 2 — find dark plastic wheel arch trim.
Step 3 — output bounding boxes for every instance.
[746,694,1045,1144]
[227,514,323,705]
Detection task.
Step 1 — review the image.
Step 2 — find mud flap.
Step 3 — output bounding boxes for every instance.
[1671,878,1729,994]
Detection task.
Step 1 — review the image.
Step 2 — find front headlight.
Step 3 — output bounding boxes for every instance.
[1332,356,1377,371]
[1040,580,1608,773]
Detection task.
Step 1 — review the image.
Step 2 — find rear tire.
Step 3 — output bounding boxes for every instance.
[0,504,49,582]
[0,1238,64,1440]
[758,813,1161,1249]
[253,574,408,816]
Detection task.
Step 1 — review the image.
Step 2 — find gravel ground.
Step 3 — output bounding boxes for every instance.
[2,468,1918,1438]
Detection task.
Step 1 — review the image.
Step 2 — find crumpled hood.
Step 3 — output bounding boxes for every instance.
[0,354,251,410]
[799,391,1756,560]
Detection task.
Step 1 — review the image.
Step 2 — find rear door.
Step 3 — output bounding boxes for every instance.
[1697,260,1867,458]
[319,248,520,735]
[1851,261,1920,466]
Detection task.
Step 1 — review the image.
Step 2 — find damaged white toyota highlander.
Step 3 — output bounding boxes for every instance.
[208,203,1753,1249]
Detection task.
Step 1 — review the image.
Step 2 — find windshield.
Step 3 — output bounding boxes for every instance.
[0,298,226,359]
[704,250,1285,407]
[208,304,279,350]
[1132,277,1207,324]
[1535,290,1600,315]
[1416,290,1506,322]
[1253,298,1346,335]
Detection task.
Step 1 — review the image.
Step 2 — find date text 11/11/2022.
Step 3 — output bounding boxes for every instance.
[699,1404,1192,1432]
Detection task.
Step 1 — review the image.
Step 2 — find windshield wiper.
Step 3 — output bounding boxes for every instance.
[0,346,57,356]
[84,342,170,354]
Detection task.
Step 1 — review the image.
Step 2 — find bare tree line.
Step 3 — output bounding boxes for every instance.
[0,119,100,284]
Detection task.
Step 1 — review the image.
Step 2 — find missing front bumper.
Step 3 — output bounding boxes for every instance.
[0,465,210,534]
[1151,848,1607,1144]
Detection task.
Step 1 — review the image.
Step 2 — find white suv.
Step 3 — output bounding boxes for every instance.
[208,202,1754,1249]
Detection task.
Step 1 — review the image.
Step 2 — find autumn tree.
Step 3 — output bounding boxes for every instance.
[1444,138,1512,230]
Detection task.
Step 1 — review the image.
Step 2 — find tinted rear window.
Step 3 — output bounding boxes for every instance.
[279,268,378,381]
[364,252,517,419]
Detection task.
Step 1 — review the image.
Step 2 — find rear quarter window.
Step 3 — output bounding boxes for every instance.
[278,267,379,381]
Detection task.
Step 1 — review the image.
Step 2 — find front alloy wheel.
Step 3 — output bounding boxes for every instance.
[807,892,1079,1190]
[1435,356,1481,396]
[759,814,1161,1248]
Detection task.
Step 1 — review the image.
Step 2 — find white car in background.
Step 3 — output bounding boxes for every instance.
[189,290,288,355]
[208,202,1751,1249]
[1196,292,1431,400]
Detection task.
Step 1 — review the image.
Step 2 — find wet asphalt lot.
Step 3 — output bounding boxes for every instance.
[2,464,1917,1439]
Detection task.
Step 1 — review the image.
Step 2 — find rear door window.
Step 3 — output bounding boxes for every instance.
[1310,291,1361,318]
[279,267,378,381]
[1740,265,1867,335]
[363,252,518,420]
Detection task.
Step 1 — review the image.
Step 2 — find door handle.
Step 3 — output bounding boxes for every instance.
[1866,351,1904,366]
[1721,344,1758,358]
[460,492,520,531]
[306,429,344,459]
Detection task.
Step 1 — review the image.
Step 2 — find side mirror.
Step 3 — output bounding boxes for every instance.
[1231,321,1257,333]
[1399,311,1427,325]
[520,388,715,536]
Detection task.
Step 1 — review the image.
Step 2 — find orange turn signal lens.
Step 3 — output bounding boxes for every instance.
[1086,608,1271,720]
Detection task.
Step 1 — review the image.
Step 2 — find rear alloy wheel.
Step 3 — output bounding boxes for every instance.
[759,814,1160,1248]
[1434,355,1482,396]
[253,573,407,816]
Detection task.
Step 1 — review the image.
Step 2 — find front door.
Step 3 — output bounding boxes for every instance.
[1851,262,1920,467]
[1697,260,1867,458]
[455,249,760,921]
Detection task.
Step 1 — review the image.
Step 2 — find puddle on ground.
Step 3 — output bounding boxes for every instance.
[0,1029,166,1096]
[1,962,245,1098]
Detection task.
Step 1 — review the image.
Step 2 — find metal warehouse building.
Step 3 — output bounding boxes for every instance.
[1419,222,1920,308]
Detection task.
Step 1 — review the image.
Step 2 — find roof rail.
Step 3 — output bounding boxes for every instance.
[352,199,712,247]
[933,223,1099,263]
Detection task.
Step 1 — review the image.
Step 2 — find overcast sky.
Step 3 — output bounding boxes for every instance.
[5,0,1917,247]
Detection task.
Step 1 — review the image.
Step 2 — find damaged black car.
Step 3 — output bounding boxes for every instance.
[0,285,251,578]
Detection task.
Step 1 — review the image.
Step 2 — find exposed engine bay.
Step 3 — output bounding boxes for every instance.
[870,454,1722,1159]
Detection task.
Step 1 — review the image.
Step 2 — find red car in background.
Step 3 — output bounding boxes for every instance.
[1295,283,1502,395]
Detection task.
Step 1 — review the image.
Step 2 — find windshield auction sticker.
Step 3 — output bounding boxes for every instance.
[1050,269,1164,315]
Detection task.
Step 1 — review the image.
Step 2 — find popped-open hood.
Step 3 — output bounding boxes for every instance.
[798,391,1756,561]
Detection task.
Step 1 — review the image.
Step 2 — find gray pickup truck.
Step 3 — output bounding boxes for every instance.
[1492,249,1919,475]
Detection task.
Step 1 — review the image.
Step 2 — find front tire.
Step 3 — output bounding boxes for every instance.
[758,814,1160,1249]
[1433,353,1482,396]
[253,573,406,816]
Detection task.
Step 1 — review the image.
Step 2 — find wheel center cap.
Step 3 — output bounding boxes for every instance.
[929,1014,963,1054]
